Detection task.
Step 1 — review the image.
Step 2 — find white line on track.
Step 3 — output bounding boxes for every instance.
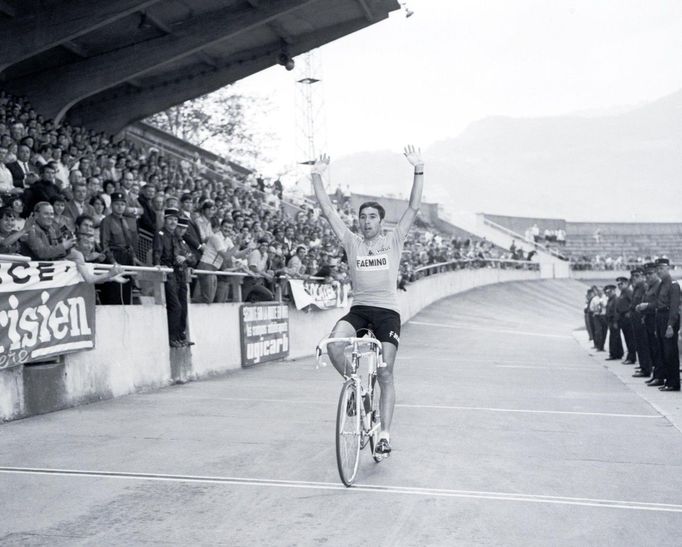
[184,396,660,419]
[1,466,680,513]
[493,364,596,371]
[409,320,573,339]
[398,356,596,370]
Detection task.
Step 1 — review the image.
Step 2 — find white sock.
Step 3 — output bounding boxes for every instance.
[379,431,390,442]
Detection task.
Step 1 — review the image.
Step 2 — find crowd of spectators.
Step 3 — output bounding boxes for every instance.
[524,223,566,246]
[0,90,534,309]
[569,255,665,271]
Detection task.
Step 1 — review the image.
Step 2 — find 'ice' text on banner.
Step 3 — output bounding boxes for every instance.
[0,261,96,369]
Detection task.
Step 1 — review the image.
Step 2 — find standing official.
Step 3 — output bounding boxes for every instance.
[636,263,665,387]
[153,208,190,348]
[653,258,680,391]
[604,285,624,360]
[629,268,652,379]
[615,276,636,364]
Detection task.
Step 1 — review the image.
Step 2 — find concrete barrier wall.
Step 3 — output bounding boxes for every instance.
[185,267,541,379]
[1,267,541,421]
[63,306,171,403]
[1,305,170,422]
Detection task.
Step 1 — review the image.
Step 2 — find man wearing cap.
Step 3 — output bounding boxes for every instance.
[652,258,680,391]
[629,268,652,379]
[636,263,665,386]
[99,191,137,304]
[153,208,190,347]
[604,285,623,360]
[615,276,636,364]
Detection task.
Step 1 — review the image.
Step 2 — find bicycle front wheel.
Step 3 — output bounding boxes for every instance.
[336,379,361,486]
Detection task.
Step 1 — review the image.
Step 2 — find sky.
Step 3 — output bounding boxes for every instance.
[234,0,682,179]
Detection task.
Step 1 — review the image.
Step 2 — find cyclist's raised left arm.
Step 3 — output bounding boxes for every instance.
[397,145,424,238]
[311,154,348,242]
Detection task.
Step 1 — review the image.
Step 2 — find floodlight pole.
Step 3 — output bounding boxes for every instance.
[294,49,328,195]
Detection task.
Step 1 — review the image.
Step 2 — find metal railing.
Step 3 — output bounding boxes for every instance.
[0,253,30,263]
[1,253,539,305]
[569,261,680,271]
[413,257,540,277]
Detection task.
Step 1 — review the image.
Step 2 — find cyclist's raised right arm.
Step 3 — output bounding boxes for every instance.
[311,154,348,242]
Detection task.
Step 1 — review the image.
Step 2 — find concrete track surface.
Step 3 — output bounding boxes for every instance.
[2,279,682,546]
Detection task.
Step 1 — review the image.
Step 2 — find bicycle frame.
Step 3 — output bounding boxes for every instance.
[317,336,384,447]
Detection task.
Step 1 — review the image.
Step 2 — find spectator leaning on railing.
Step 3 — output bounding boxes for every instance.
[23,201,75,260]
[195,217,253,304]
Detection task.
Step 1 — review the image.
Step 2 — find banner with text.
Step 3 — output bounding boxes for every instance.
[288,280,350,311]
[0,261,96,370]
[239,303,289,367]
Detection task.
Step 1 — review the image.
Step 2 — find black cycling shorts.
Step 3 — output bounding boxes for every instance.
[338,305,401,348]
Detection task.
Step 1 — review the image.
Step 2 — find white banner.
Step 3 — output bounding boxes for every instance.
[288,279,350,311]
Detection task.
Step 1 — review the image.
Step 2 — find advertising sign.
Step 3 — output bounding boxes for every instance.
[0,261,96,370]
[239,302,289,367]
[288,279,349,311]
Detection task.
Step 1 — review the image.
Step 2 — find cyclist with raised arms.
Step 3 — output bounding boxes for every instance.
[311,146,424,456]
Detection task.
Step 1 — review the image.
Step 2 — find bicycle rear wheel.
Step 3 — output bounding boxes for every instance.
[336,379,361,486]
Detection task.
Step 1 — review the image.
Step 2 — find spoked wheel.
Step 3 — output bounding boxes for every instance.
[336,379,361,486]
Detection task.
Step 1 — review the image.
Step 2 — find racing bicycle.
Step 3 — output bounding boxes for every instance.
[316,333,386,487]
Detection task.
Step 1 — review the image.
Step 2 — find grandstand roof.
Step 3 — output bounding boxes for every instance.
[0,0,399,134]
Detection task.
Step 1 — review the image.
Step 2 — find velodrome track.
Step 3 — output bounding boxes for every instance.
[2,279,682,546]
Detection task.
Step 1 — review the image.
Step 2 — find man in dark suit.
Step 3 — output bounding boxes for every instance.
[5,143,36,188]
[629,269,652,379]
[615,276,636,364]
[21,163,62,216]
[636,263,665,387]
[653,258,680,392]
[99,192,136,305]
[63,182,95,227]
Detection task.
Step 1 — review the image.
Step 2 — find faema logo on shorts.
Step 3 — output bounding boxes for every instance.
[389,330,400,343]
[355,254,389,271]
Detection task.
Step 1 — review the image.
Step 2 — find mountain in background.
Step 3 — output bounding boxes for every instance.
[330,89,682,222]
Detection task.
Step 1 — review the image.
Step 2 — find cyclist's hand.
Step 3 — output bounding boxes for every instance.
[311,154,330,176]
[403,145,423,169]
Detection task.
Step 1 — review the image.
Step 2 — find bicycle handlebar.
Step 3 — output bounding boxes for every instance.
[316,336,383,358]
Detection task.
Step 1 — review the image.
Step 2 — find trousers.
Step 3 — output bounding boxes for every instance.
[644,314,664,380]
[655,313,680,389]
[618,315,636,362]
[592,315,607,351]
[631,313,651,375]
[165,274,188,342]
[607,320,623,358]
